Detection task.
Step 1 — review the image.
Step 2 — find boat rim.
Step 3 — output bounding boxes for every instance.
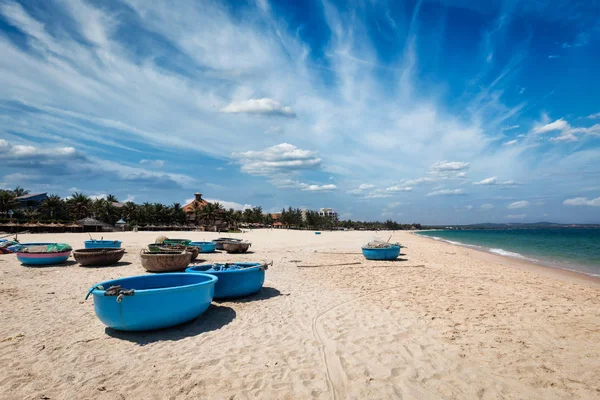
[361,244,401,250]
[186,262,262,274]
[89,272,218,297]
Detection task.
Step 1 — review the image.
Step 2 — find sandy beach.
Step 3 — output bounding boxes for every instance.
[1,230,599,400]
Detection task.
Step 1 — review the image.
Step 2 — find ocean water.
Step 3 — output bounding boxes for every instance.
[417,228,600,277]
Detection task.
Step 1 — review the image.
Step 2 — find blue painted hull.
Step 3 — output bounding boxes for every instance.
[189,241,216,253]
[85,240,122,249]
[186,263,264,299]
[17,251,71,265]
[362,245,401,260]
[88,273,217,331]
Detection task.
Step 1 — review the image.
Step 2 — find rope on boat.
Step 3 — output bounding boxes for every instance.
[84,285,134,302]
[104,285,135,303]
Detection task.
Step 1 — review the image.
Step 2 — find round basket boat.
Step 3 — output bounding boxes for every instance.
[189,241,216,253]
[212,238,241,250]
[85,240,122,249]
[361,244,401,260]
[149,244,199,261]
[16,243,72,266]
[140,250,192,272]
[186,262,265,299]
[222,241,251,254]
[74,248,126,267]
[86,273,218,331]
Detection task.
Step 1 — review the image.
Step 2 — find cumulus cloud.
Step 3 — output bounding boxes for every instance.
[480,203,495,210]
[430,161,470,171]
[359,184,375,190]
[473,177,497,185]
[205,198,253,210]
[562,197,600,206]
[533,118,569,134]
[221,98,296,117]
[385,186,413,192]
[507,200,529,209]
[234,143,321,176]
[426,188,465,196]
[140,159,165,168]
[300,183,337,192]
[587,112,600,120]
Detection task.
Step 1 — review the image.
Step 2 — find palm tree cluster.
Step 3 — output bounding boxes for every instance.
[0,187,424,230]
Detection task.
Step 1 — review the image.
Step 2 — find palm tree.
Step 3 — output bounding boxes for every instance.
[106,194,118,203]
[0,190,19,217]
[199,202,223,228]
[121,201,139,225]
[191,202,204,226]
[66,192,92,220]
[39,195,64,219]
[12,186,29,197]
[93,198,119,225]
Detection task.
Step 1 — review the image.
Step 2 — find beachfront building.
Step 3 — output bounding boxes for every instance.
[15,192,48,210]
[182,192,229,231]
[318,208,338,221]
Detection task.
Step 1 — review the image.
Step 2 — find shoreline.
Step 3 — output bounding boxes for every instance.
[412,231,600,287]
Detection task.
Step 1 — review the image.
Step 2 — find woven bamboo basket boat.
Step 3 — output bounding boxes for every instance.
[155,245,199,261]
[74,248,126,267]
[140,250,192,272]
[222,241,251,254]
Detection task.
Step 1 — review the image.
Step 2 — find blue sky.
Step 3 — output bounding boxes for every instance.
[0,0,599,224]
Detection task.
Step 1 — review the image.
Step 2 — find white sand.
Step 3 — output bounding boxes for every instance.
[0,230,599,399]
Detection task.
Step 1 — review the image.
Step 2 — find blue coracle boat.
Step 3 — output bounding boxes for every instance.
[186,262,265,299]
[86,273,217,331]
[85,240,122,249]
[16,243,72,265]
[189,241,216,253]
[361,244,401,260]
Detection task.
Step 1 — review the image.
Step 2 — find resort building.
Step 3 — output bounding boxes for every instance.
[16,192,48,210]
[318,208,338,221]
[182,192,228,231]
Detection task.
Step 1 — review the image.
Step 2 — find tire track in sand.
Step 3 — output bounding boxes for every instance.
[312,285,404,400]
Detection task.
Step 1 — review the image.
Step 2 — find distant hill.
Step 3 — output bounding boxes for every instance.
[428,222,600,230]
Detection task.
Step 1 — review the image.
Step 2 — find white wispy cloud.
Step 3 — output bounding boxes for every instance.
[533,118,568,134]
[473,177,497,185]
[205,198,253,210]
[426,188,465,196]
[562,197,600,206]
[385,186,413,192]
[503,139,518,146]
[140,159,165,168]
[234,143,322,176]
[507,200,529,209]
[506,214,526,219]
[221,98,296,118]
[480,203,495,210]
[587,112,600,119]
[430,161,470,171]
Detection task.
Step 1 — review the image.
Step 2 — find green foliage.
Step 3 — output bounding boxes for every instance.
[0,190,19,216]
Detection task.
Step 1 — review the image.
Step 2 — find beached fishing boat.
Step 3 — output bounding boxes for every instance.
[222,241,251,254]
[86,273,217,331]
[148,244,199,261]
[74,248,126,267]
[162,239,191,246]
[212,237,241,250]
[315,232,321,235]
[84,239,122,249]
[361,242,401,260]
[186,262,266,299]
[16,243,72,265]
[189,241,216,253]
[140,250,192,272]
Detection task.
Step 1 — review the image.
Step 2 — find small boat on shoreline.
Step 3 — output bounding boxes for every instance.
[74,248,126,267]
[148,244,199,261]
[140,250,192,272]
[17,243,72,265]
[86,273,217,331]
[361,240,401,260]
[222,241,251,254]
[189,241,216,253]
[186,262,266,299]
[85,239,122,249]
[212,238,242,250]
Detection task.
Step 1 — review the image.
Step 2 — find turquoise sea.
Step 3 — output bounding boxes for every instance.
[417,228,600,277]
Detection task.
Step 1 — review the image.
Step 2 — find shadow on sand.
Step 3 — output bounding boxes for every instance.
[215,286,282,304]
[79,261,132,269]
[105,304,236,345]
